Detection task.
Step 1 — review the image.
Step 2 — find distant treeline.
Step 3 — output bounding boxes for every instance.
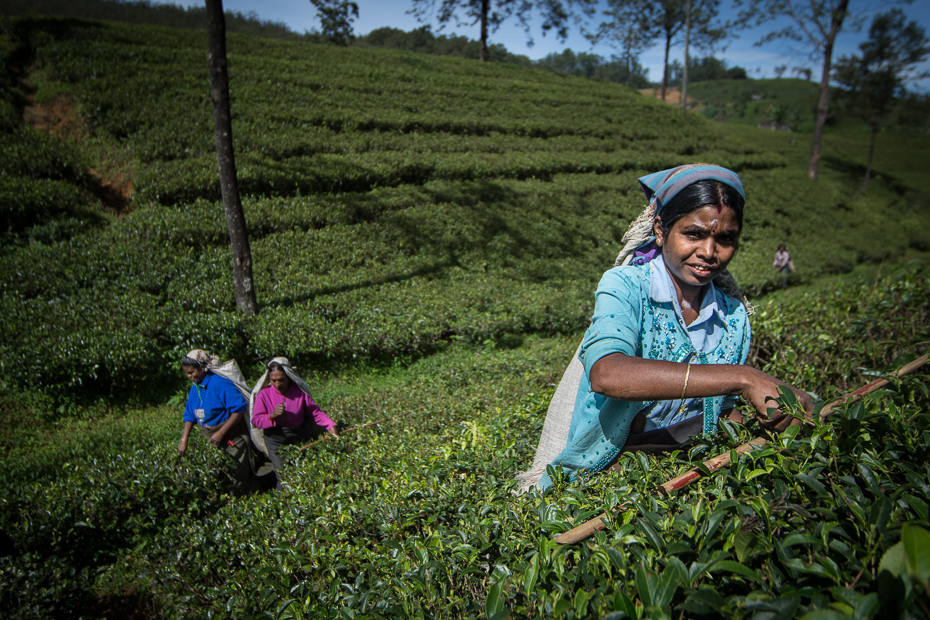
[0,0,749,90]
[534,49,652,89]
[666,55,748,84]
[353,26,534,67]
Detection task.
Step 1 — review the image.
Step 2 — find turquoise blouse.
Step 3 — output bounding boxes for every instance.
[540,258,751,490]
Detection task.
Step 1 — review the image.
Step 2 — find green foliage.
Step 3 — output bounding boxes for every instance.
[668,55,748,86]
[688,78,825,131]
[535,48,651,89]
[750,261,930,396]
[2,270,929,618]
[355,26,533,66]
[309,0,359,46]
[0,16,928,401]
[832,9,930,137]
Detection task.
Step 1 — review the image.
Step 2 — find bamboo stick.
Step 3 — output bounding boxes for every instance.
[298,407,423,450]
[553,352,929,545]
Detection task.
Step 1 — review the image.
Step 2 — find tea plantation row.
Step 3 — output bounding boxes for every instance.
[2,16,928,400]
[2,265,928,618]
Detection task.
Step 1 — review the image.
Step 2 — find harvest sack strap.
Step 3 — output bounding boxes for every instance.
[249,357,316,456]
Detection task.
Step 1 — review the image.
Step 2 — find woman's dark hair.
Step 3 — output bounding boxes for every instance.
[268,362,286,374]
[657,180,745,238]
[180,356,203,369]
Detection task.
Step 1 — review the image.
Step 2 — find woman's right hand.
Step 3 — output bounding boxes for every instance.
[738,366,813,429]
[177,437,188,455]
[269,403,285,420]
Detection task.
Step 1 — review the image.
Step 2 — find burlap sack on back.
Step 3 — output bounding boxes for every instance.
[514,345,582,492]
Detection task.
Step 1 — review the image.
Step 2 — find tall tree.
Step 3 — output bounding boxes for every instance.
[408,0,596,62]
[654,0,725,102]
[792,66,812,80]
[833,9,928,190]
[205,0,258,315]
[736,0,855,180]
[310,0,359,45]
[589,0,659,88]
[680,0,691,109]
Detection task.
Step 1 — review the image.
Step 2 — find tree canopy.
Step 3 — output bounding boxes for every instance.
[408,0,596,61]
[536,48,652,87]
[588,0,659,87]
[833,8,929,190]
[310,0,359,46]
[651,0,727,101]
[735,0,853,179]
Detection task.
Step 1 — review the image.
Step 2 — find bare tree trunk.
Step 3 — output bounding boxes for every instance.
[681,0,691,111]
[205,0,258,315]
[479,0,489,62]
[864,121,876,192]
[661,35,671,101]
[625,48,632,87]
[807,0,849,180]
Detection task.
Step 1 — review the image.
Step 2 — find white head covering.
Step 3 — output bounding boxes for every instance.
[184,349,250,400]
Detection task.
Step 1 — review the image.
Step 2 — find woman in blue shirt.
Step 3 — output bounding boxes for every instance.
[540,164,813,490]
[177,350,250,456]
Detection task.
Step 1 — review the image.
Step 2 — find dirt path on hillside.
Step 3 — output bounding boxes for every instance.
[14,60,134,216]
[639,87,700,107]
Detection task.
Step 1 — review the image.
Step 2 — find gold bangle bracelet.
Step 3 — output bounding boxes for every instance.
[677,363,692,415]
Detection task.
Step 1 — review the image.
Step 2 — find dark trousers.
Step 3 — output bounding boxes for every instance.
[199,418,263,494]
[262,421,324,488]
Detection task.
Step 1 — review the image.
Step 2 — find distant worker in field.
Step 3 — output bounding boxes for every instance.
[772,243,792,288]
[178,349,259,492]
[251,357,339,489]
[518,164,813,491]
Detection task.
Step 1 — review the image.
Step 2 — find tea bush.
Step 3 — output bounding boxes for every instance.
[2,270,928,619]
[2,16,928,397]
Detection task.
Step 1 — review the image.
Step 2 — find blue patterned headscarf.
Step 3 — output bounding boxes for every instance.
[638,164,745,215]
[618,163,747,269]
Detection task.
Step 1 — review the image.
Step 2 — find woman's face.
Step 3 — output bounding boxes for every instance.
[270,369,291,395]
[655,204,741,295]
[183,365,207,384]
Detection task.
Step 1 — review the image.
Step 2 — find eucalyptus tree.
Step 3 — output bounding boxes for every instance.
[205,0,258,315]
[735,0,856,180]
[408,0,596,62]
[792,66,812,80]
[589,0,659,88]
[309,0,360,45]
[833,9,928,190]
[653,0,726,102]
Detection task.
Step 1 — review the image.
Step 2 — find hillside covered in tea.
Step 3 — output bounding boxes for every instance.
[2,13,930,620]
[2,16,927,394]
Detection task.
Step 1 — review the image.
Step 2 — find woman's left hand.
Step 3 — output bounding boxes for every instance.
[209,430,225,446]
[327,427,340,439]
[737,366,814,426]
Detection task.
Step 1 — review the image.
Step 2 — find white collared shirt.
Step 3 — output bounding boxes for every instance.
[641,255,735,430]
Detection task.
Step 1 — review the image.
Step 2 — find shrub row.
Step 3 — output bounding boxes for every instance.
[2,271,928,618]
[2,15,928,401]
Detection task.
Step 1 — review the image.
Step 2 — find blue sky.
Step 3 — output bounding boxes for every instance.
[158,0,929,89]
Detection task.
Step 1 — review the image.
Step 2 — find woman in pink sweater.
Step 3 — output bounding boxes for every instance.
[252,360,339,484]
